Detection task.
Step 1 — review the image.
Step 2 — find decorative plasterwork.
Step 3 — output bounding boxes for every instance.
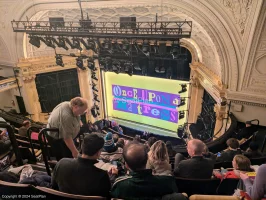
[219,0,253,34]
[0,77,18,93]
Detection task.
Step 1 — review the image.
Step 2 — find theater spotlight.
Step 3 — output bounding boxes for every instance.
[178,111,185,120]
[56,37,69,50]
[94,93,100,102]
[166,66,173,79]
[171,41,180,59]
[103,39,111,49]
[122,40,130,51]
[178,98,186,107]
[124,62,133,76]
[29,35,41,48]
[76,57,86,70]
[178,84,187,93]
[91,71,98,81]
[133,63,141,71]
[95,105,100,111]
[177,125,184,138]
[92,82,98,92]
[43,37,56,48]
[72,38,82,51]
[97,110,100,116]
[55,54,64,67]
[142,40,150,53]
[87,58,97,71]
[91,106,98,118]
[112,60,121,74]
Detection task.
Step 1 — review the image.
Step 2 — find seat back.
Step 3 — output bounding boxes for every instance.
[35,186,106,200]
[175,177,220,196]
[216,178,239,195]
[38,128,59,175]
[189,194,240,200]
[27,126,41,161]
[250,156,266,165]
[0,180,36,195]
[214,161,233,169]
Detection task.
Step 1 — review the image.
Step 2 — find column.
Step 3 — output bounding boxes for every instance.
[20,75,42,122]
[213,104,227,139]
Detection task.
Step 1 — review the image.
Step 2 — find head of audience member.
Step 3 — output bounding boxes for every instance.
[232,155,253,172]
[22,120,31,129]
[123,142,148,171]
[245,121,252,127]
[116,138,125,149]
[166,141,173,150]
[104,132,117,153]
[148,140,169,163]
[147,137,158,148]
[133,135,141,143]
[247,141,260,152]
[187,139,205,157]
[111,121,119,127]
[70,97,88,116]
[81,133,104,160]
[113,134,119,143]
[226,138,240,150]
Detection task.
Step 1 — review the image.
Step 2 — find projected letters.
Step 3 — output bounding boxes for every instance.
[112,85,180,123]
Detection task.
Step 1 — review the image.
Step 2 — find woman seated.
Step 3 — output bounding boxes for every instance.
[100,132,123,162]
[240,164,266,200]
[213,155,254,179]
[146,140,172,176]
[244,141,263,159]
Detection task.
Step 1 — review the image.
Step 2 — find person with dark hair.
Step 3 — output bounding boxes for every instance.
[111,142,185,199]
[113,134,119,143]
[174,139,214,179]
[217,138,242,162]
[236,121,257,141]
[146,137,158,149]
[166,141,177,157]
[51,133,111,197]
[244,142,263,159]
[100,132,123,162]
[18,120,31,137]
[116,138,125,149]
[47,97,88,160]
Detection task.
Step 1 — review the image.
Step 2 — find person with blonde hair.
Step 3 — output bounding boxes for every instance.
[146,140,172,176]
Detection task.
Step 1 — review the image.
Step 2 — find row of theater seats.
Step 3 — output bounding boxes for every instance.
[0,180,245,200]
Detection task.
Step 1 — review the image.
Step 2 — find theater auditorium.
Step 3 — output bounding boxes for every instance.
[0,0,266,199]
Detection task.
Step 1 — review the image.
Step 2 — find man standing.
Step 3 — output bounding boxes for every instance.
[47,97,88,160]
[51,133,111,197]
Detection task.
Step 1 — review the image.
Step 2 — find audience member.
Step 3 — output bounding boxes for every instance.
[214,155,254,179]
[111,142,185,199]
[216,138,242,163]
[113,134,119,143]
[166,141,177,157]
[146,137,158,149]
[0,117,11,154]
[240,164,266,200]
[202,143,216,162]
[244,141,263,159]
[51,133,111,197]
[236,121,257,141]
[146,140,172,176]
[18,120,31,137]
[100,132,123,162]
[116,138,125,149]
[174,139,214,179]
[47,97,88,160]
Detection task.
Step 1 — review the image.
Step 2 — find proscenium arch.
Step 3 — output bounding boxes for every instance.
[14,0,238,90]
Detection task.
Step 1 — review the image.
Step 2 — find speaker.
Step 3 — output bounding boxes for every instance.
[120,17,136,29]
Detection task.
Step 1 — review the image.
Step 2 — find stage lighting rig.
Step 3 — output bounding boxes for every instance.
[76,57,86,70]
[178,111,185,120]
[178,98,186,107]
[91,71,98,81]
[29,35,41,48]
[142,65,147,76]
[155,65,166,74]
[179,84,187,93]
[91,106,98,118]
[177,125,185,138]
[72,38,82,51]
[55,54,64,67]
[133,63,141,71]
[42,37,56,48]
[112,60,121,74]
[166,66,173,79]
[122,40,130,51]
[95,105,100,111]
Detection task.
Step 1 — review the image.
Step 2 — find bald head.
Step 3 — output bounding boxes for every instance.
[123,142,148,171]
[70,97,88,116]
[187,139,205,157]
